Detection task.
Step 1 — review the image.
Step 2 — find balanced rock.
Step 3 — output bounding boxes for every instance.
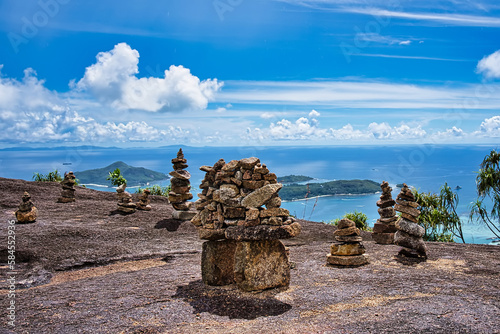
[201,240,237,286]
[327,218,369,266]
[372,181,398,244]
[116,183,136,214]
[15,192,38,223]
[233,240,290,292]
[136,189,152,211]
[194,157,300,291]
[394,184,427,259]
[57,171,76,203]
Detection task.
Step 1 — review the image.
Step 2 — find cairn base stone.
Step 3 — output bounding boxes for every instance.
[398,247,427,259]
[372,232,395,244]
[394,230,427,257]
[57,197,75,203]
[201,240,237,286]
[326,254,369,266]
[172,210,197,220]
[330,243,365,256]
[198,228,226,241]
[373,222,397,233]
[233,240,290,292]
[225,222,301,241]
[15,207,38,223]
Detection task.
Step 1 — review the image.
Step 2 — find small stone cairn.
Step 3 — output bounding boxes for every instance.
[116,183,137,214]
[169,149,196,220]
[192,157,301,291]
[15,192,38,223]
[372,181,398,244]
[136,189,152,211]
[394,184,427,259]
[57,171,76,203]
[327,218,369,266]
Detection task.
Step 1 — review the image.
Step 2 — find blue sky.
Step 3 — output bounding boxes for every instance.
[1,0,500,147]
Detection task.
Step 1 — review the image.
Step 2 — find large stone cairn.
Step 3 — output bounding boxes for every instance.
[394,184,427,259]
[136,189,152,211]
[192,157,301,291]
[372,181,398,244]
[116,183,137,214]
[169,149,196,220]
[15,191,38,223]
[327,218,369,266]
[57,171,76,203]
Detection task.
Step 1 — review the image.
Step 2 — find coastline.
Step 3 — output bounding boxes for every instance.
[282,192,381,202]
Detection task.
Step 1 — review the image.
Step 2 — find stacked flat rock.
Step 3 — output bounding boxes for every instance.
[192,157,301,291]
[372,181,398,244]
[136,189,152,211]
[15,192,38,223]
[394,184,427,259]
[169,149,196,220]
[57,171,76,203]
[327,218,369,266]
[116,183,137,214]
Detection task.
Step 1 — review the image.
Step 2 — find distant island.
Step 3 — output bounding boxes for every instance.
[277,175,314,184]
[75,161,169,187]
[278,178,380,201]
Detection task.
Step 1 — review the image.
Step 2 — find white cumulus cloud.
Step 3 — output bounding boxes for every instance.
[309,109,321,118]
[478,115,500,136]
[477,50,500,79]
[75,43,223,112]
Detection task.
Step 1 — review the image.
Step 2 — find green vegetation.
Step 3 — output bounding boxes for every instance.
[32,170,63,182]
[107,168,127,187]
[414,183,464,243]
[277,175,314,184]
[279,179,380,201]
[136,184,171,197]
[470,149,500,240]
[76,161,168,186]
[330,210,371,231]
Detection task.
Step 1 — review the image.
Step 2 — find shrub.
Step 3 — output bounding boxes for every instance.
[136,185,171,197]
[330,210,371,231]
[413,183,463,243]
[107,168,127,187]
[32,170,62,182]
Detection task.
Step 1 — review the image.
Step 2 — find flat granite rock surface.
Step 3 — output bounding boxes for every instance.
[0,177,499,333]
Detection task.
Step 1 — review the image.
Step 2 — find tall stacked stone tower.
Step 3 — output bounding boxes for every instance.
[394,184,427,259]
[57,171,76,203]
[372,181,398,244]
[169,149,196,220]
[192,157,301,291]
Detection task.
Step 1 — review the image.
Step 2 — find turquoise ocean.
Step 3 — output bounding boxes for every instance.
[1,145,498,244]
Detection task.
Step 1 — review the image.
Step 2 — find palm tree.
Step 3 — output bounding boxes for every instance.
[470,149,500,239]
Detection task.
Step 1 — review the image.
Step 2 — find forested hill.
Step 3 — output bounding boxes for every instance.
[75,161,168,186]
[279,179,380,201]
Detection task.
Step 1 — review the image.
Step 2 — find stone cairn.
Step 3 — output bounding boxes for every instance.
[169,149,196,220]
[15,191,38,223]
[394,184,427,259]
[372,181,398,244]
[327,218,369,266]
[116,183,137,214]
[57,171,76,203]
[192,157,301,291]
[136,189,152,211]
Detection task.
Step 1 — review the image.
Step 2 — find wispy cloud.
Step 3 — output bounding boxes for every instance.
[217,80,500,110]
[342,8,500,27]
[352,53,470,62]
